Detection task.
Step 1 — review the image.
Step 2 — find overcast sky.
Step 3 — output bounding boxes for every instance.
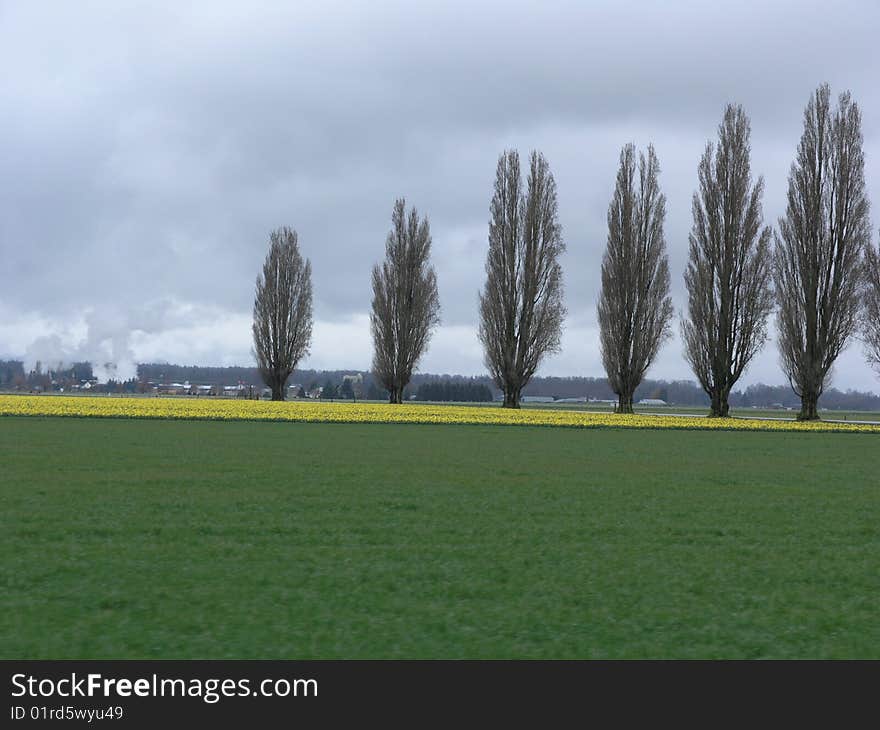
[1,0,879,388]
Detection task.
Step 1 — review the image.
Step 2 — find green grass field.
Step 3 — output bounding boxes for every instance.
[2,416,878,658]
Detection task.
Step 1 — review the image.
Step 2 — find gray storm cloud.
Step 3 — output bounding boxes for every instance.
[1,0,879,389]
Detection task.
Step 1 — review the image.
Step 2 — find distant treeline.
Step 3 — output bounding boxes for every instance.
[0,360,95,389]
[137,363,265,386]
[2,359,880,411]
[415,380,493,402]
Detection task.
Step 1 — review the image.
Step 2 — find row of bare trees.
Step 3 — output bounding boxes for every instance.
[251,83,878,420]
[248,151,566,410]
[601,84,876,421]
[250,201,442,404]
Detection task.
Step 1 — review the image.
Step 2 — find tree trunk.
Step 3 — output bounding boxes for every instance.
[798,392,820,421]
[709,392,721,418]
[502,388,520,409]
[616,392,634,414]
[709,391,731,417]
[270,382,284,401]
[389,386,404,404]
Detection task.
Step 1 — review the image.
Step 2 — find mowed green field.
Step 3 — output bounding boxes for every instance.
[1,416,878,658]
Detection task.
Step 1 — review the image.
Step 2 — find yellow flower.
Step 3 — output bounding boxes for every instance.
[1,394,877,434]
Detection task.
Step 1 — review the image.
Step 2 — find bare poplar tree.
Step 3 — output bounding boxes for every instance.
[479,150,565,409]
[682,104,774,417]
[774,85,870,420]
[252,227,313,401]
[864,235,880,372]
[370,198,440,404]
[598,144,673,414]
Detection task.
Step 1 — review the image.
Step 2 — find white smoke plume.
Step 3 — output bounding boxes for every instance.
[23,301,180,382]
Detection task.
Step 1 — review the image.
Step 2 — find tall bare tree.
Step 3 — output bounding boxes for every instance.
[479,150,565,408]
[252,227,313,401]
[864,234,880,373]
[370,198,440,404]
[774,85,870,420]
[598,144,673,414]
[682,104,774,417]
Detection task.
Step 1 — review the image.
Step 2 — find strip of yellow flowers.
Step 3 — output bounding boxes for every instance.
[1,394,878,433]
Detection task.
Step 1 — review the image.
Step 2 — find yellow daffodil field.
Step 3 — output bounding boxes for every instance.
[2,394,878,433]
